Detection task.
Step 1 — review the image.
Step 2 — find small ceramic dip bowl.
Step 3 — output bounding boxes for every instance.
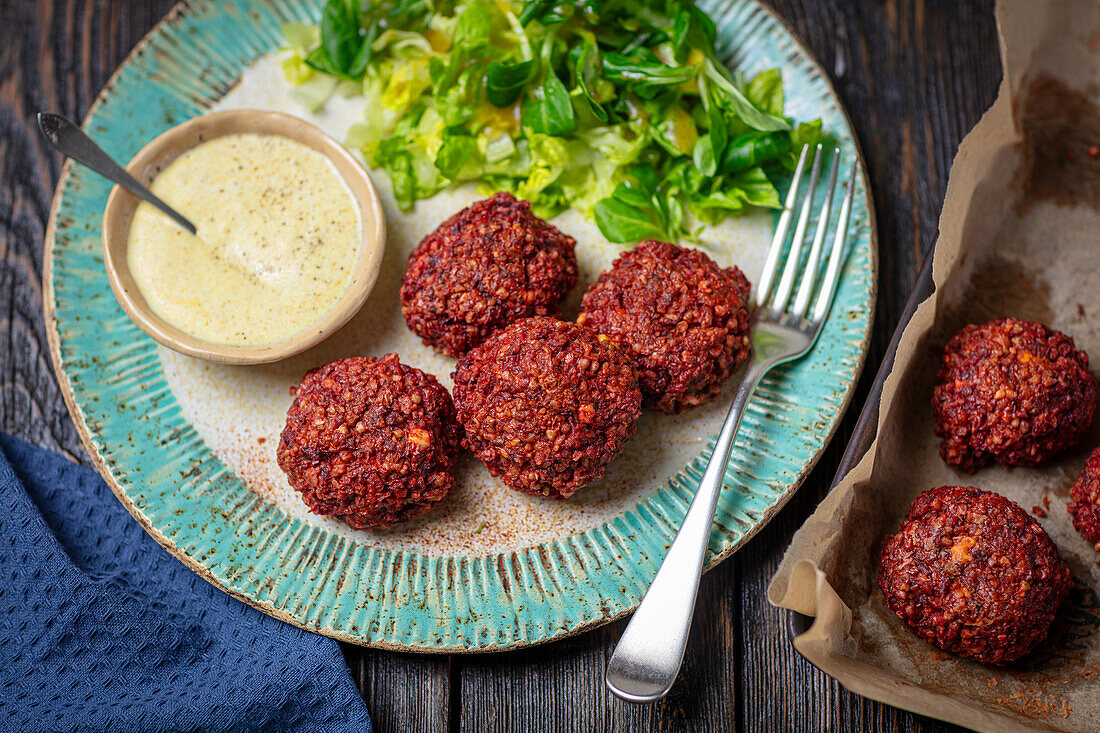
[102,109,385,365]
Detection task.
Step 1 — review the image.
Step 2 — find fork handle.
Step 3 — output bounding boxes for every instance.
[606,354,772,702]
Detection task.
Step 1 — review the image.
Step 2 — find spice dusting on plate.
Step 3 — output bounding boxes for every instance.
[127,133,363,346]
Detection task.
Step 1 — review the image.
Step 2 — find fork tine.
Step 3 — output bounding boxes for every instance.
[754,144,810,309]
[769,143,823,316]
[811,159,858,324]
[791,148,841,318]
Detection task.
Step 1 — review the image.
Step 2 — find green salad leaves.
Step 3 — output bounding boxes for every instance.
[281,0,821,243]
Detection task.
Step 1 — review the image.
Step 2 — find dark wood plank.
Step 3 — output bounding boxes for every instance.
[343,647,453,733]
[456,1,1001,731]
[0,0,1008,731]
[455,560,742,732]
[0,0,181,461]
[734,1,1002,731]
[0,3,453,731]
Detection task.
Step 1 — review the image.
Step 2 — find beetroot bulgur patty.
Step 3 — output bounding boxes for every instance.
[932,317,1096,472]
[878,486,1071,665]
[452,316,641,499]
[400,192,578,358]
[578,240,752,413]
[1069,447,1100,551]
[277,355,461,529]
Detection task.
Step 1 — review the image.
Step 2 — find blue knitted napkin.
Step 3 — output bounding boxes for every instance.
[0,434,373,733]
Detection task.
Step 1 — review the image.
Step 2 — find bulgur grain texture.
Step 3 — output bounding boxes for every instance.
[878,486,1072,665]
[578,240,752,413]
[452,316,641,499]
[932,317,1096,471]
[277,354,462,529]
[400,192,578,358]
[1069,447,1100,551]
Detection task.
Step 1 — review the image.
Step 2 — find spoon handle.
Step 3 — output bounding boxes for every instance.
[37,112,197,235]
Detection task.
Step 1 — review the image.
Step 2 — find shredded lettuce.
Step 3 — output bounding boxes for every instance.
[279,0,822,243]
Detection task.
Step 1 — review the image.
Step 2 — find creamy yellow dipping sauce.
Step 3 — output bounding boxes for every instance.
[127,133,362,346]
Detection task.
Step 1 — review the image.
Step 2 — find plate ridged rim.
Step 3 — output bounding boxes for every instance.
[43,0,877,651]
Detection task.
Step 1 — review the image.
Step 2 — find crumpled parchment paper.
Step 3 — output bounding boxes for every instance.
[769,1,1100,730]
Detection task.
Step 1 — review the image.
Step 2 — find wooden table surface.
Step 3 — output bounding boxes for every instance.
[0,0,1003,730]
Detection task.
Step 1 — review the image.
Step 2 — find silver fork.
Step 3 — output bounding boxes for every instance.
[605,144,858,703]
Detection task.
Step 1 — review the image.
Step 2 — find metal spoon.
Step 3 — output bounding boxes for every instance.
[37,112,197,235]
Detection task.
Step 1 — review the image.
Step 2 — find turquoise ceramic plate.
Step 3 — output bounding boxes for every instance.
[44,0,876,651]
